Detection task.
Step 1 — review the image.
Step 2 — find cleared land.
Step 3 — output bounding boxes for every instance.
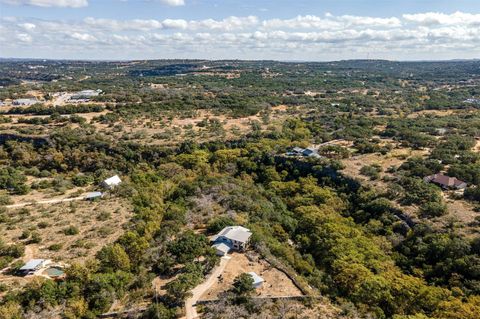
[199,252,303,301]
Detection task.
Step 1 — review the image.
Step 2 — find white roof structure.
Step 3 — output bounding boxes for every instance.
[103,175,121,188]
[213,226,252,243]
[247,272,264,286]
[20,259,48,271]
[85,191,103,199]
[212,243,231,256]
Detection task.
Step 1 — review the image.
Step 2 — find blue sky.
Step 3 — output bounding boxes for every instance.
[1,0,479,60]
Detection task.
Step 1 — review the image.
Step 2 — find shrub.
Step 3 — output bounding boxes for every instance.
[63,226,80,236]
[29,232,42,244]
[360,164,382,180]
[419,202,448,217]
[232,273,255,296]
[48,243,63,251]
[97,211,111,221]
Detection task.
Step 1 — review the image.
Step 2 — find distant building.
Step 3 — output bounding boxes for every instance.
[13,98,37,106]
[70,89,102,100]
[247,272,264,289]
[101,175,122,189]
[19,259,51,275]
[464,98,480,104]
[286,147,305,156]
[424,174,467,190]
[85,191,103,200]
[211,226,252,251]
[287,146,322,158]
[302,148,321,158]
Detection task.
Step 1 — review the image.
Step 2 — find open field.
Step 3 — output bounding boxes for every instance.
[1,197,131,264]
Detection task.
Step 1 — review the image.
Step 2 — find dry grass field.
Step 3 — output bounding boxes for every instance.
[199,252,303,301]
[1,196,132,264]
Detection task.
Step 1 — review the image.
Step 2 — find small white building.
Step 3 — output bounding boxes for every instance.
[211,226,252,251]
[85,191,103,200]
[247,272,264,289]
[102,175,122,189]
[19,259,51,275]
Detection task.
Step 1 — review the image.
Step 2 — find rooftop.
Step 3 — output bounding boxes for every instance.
[425,174,467,188]
[212,242,231,254]
[247,272,265,285]
[20,259,47,271]
[103,175,121,186]
[85,191,103,199]
[214,226,252,243]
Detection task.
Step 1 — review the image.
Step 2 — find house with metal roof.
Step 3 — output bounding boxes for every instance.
[211,226,252,251]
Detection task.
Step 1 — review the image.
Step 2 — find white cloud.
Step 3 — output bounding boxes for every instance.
[16,33,32,42]
[1,12,479,60]
[403,11,480,26]
[19,22,36,30]
[262,14,401,30]
[1,0,88,8]
[158,0,184,6]
[70,32,97,41]
[161,19,188,29]
[189,16,259,31]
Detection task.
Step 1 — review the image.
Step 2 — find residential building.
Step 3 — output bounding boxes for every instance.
[211,226,252,251]
[424,174,467,190]
[19,259,51,275]
[287,146,322,158]
[102,175,122,189]
[302,147,321,158]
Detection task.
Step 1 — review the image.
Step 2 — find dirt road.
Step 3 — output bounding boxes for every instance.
[6,196,87,209]
[184,256,231,319]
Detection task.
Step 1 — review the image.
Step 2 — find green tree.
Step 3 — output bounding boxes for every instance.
[232,273,254,296]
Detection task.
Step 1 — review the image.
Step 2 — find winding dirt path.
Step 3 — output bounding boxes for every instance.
[184,256,231,319]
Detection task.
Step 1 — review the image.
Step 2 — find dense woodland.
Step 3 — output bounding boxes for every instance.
[0,60,479,318]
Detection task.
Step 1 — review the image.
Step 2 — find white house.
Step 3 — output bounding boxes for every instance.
[211,226,252,251]
[247,272,264,289]
[19,259,51,275]
[102,175,122,189]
